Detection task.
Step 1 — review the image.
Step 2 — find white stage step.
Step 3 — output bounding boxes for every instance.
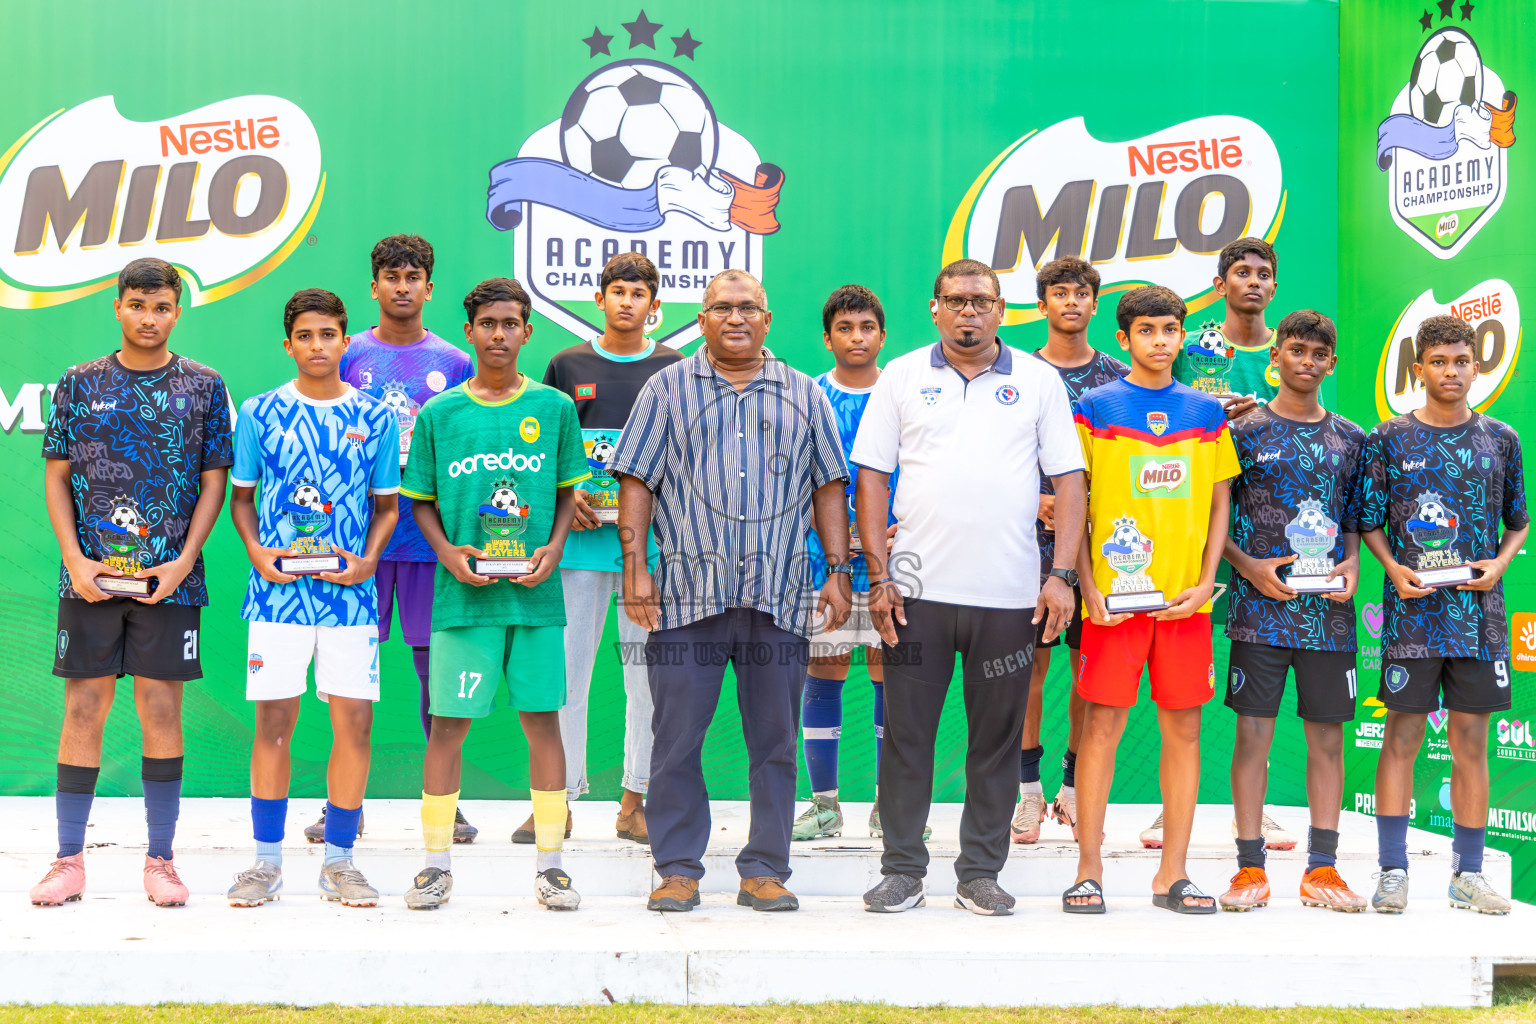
[3,798,1531,1008]
[0,797,1512,898]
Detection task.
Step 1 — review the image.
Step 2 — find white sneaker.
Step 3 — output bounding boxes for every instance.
[536,868,581,910]
[1139,812,1164,849]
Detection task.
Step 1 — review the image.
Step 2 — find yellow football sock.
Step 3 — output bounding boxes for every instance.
[421,790,458,853]
[530,788,566,852]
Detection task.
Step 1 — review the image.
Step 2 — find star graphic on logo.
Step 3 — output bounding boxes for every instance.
[1419,8,1433,29]
[622,9,663,49]
[1460,0,1474,19]
[582,26,613,57]
[1436,0,1453,17]
[672,29,701,59]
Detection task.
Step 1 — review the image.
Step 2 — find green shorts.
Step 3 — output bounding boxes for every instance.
[428,625,566,718]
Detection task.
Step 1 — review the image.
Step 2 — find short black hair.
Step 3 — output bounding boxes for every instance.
[118,258,182,302]
[1216,236,1277,280]
[284,288,347,337]
[600,251,659,300]
[1276,309,1337,353]
[463,277,533,325]
[1415,313,1475,361]
[934,258,1000,299]
[822,284,885,334]
[370,234,435,281]
[1035,256,1101,301]
[1116,285,1187,333]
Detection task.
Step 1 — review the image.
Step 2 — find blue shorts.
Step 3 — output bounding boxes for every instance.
[375,560,435,647]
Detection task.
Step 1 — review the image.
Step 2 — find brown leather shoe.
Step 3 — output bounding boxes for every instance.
[616,806,649,845]
[647,874,700,912]
[738,876,799,911]
[511,807,573,844]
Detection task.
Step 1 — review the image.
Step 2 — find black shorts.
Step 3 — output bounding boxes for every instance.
[1034,584,1083,650]
[1380,656,1511,715]
[886,599,1036,685]
[1224,640,1357,722]
[54,598,203,681]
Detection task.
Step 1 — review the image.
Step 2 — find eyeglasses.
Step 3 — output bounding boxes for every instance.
[938,294,999,313]
[704,303,766,320]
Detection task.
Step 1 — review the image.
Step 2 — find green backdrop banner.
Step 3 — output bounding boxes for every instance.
[1339,0,1534,901]
[0,1,1339,835]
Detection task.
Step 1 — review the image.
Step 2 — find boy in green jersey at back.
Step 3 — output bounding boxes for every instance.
[398,278,589,911]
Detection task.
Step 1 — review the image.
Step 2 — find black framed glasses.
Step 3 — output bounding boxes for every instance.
[704,303,766,320]
[938,294,999,313]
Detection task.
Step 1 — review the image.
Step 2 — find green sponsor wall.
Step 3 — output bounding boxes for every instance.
[0,1,1348,845]
[1339,0,1536,900]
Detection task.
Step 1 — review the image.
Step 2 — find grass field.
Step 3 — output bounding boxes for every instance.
[8,981,1536,1024]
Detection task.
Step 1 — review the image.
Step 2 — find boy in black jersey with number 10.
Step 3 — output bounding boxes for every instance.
[1216,311,1368,913]
[1360,314,1527,916]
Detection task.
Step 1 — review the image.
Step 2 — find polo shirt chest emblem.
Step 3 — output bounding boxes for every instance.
[919,386,943,406]
[995,385,1019,406]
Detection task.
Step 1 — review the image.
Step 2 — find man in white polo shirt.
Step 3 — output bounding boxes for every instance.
[852,258,1086,916]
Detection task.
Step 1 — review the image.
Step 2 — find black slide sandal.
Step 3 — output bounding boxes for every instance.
[1153,878,1216,914]
[1062,879,1106,914]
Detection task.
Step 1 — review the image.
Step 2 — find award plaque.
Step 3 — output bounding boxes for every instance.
[594,507,620,525]
[584,432,621,526]
[1101,515,1166,613]
[475,556,534,578]
[1180,321,1236,397]
[1417,564,1480,588]
[1283,499,1345,595]
[277,553,345,576]
[95,574,158,597]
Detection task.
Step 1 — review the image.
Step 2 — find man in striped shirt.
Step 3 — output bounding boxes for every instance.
[608,269,853,914]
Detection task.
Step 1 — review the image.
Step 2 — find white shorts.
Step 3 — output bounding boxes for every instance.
[809,591,882,658]
[246,621,380,702]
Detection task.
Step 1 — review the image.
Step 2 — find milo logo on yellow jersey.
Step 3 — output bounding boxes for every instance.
[1132,456,1190,499]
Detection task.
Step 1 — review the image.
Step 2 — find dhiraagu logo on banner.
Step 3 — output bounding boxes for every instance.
[943,115,1284,324]
[484,25,785,349]
[0,95,324,308]
[1374,278,1521,419]
[1374,12,1518,258]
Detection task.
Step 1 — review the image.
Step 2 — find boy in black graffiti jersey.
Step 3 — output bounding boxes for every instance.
[1359,314,1527,916]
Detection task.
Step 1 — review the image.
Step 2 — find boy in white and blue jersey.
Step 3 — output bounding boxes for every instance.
[795,285,903,841]
[225,290,400,909]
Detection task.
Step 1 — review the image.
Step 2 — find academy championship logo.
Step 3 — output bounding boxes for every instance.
[1374,279,1521,419]
[0,95,324,308]
[944,115,1283,323]
[1375,11,1518,258]
[485,20,783,349]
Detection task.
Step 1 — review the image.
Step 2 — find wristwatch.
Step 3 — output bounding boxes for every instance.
[828,564,855,577]
[1047,567,1079,587]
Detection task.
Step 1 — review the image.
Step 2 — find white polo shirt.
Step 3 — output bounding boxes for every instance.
[850,341,1083,609]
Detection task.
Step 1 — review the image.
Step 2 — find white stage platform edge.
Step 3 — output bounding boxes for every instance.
[2,798,1531,1008]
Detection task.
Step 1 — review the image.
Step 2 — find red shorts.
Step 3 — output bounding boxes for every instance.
[1076,613,1215,710]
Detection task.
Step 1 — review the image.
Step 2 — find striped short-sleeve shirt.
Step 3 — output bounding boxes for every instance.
[607,346,850,637]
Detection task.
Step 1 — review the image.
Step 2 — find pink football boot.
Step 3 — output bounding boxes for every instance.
[143,855,189,907]
[29,853,85,906]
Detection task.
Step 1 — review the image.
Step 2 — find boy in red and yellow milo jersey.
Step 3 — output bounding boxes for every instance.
[1062,286,1239,917]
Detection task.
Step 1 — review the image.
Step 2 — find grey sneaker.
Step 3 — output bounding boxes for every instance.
[319,860,379,907]
[404,866,452,910]
[955,876,1016,917]
[226,861,283,907]
[453,808,478,844]
[868,797,932,840]
[303,805,365,844]
[863,873,926,913]
[536,868,581,910]
[1449,871,1510,915]
[792,795,843,840]
[1371,868,1409,914]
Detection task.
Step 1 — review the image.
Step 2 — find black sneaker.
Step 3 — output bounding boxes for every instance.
[955,876,1015,916]
[453,807,478,844]
[303,805,365,844]
[863,873,926,913]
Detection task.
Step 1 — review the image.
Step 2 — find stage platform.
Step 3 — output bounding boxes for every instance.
[2,797,1531,1007]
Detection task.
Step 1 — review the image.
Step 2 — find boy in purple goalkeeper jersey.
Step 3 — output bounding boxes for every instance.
[308,234,473,844]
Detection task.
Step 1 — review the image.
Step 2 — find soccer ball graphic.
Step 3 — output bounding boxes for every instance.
[293,484,325,510]
[1195,328,1226,354]
[1418,499,1450,526]
[1409,28,1482,127]
[1295,506,1330,533]
[1110,522,1143,550]
[108,504,139,529]
[560,61,718,190]
[381,388,412,418]
[489,487,520,513]
[590,439,616,464]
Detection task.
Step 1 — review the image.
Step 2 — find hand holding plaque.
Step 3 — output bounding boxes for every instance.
[474,478,535,579]
[1100,516,1167,613]
[276,480,344,575]
[1283,500,1345,594]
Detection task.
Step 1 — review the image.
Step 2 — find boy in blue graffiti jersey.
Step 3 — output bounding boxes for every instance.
[1360,314,1528,916]
[1216,311,1369,913]
[794,285,906,841]
[225,290,401,908]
